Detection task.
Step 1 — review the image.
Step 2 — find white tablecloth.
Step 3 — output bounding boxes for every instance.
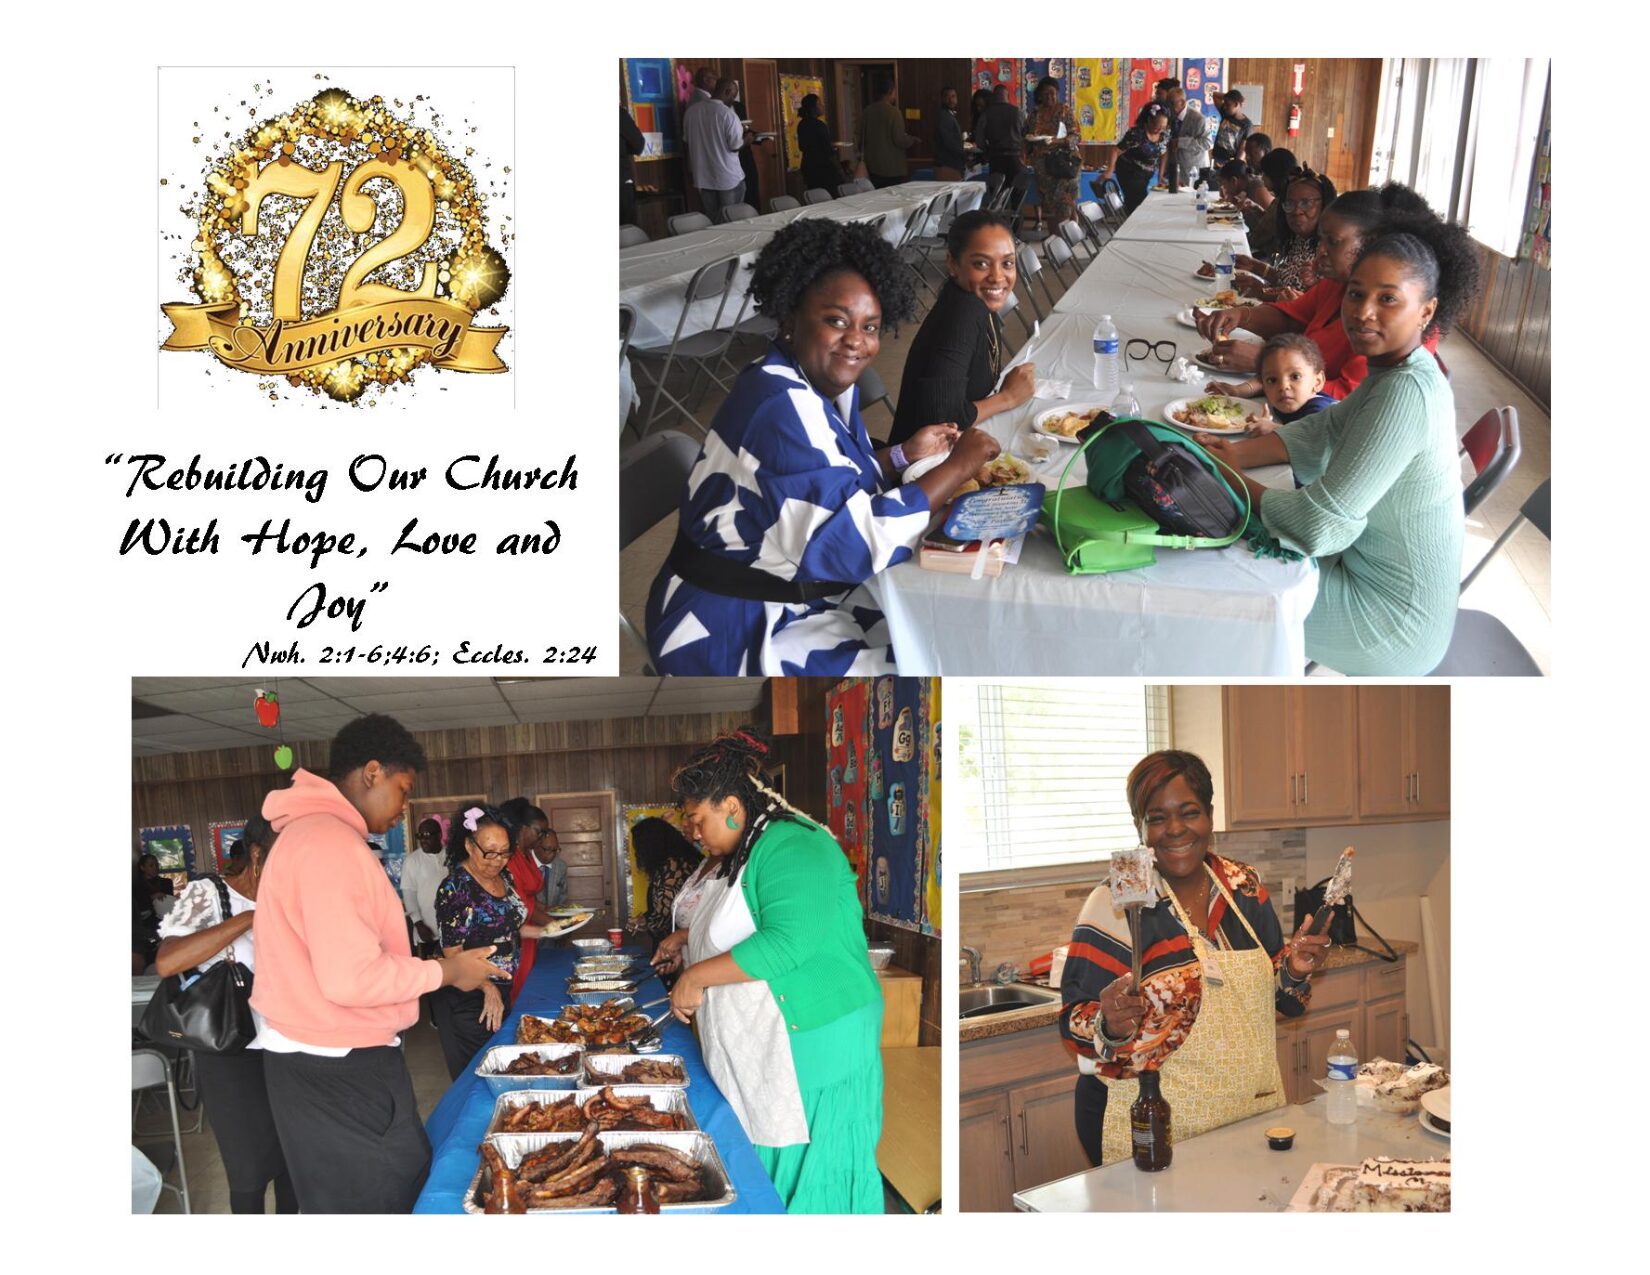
[1111,188,1252,248]
[867,273,1317,674]
[619,182,986,347]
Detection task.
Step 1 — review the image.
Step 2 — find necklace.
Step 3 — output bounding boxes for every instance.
[985,315,1001,378]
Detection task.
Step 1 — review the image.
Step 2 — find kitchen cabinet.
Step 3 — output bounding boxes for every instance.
[1224,687,1358,827]
[1008,1074,1090,1193]
[959,1092,1018,1213]
[877,968,922,1048]
[1357,687,1451,820]
[1274,957,1407,1104]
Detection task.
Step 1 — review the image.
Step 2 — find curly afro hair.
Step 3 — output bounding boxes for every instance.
[1354,213,1483,339]
[748,218,919,333]
[327,713,427,779]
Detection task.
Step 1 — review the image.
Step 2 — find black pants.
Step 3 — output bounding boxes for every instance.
[988,153,1024,182]
[870,173,904,189]
[1118,165,1152,214]
[432,983,510,1081]
[263,1046,431,1213]
[1074,1073,1109,1167]
[620,179,637,226]
[194,1049,298,1213]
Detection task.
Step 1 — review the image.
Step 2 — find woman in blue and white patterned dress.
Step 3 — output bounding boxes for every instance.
[645,219,1000,675]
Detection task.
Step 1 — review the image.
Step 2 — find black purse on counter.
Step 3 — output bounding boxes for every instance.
[1293,878,1398,962]
[140,877,257,1054]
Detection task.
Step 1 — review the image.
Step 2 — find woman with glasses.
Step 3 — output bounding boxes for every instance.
[1232,170,1335,301]
[432,804,546,1079]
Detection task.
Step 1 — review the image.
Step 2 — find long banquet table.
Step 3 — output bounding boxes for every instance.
[1108,187,1254,247]
[413,941,785,1214]
[866,218,1318,676]
[620,180,986,347]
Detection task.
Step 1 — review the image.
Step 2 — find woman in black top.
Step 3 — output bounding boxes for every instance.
[889,210,1036,447]
[624,817,704,958]
[797,94,839,194]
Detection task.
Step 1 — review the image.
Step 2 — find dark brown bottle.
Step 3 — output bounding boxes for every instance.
[616,1165,660,1213]
[1130,1069,1172,1171]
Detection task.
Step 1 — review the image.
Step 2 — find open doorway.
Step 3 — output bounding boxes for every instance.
[835,59,898,158]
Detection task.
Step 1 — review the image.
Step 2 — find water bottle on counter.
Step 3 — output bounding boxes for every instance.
[1214,240,1236,295]
[1111,381,1140,419]
[1326,1028,1359,1125]
[1091,314,1120,394]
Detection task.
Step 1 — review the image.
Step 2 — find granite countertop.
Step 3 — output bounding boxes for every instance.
[961,941,1418,1046]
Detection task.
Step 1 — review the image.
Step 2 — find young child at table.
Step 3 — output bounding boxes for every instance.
[1214,333,1335,438]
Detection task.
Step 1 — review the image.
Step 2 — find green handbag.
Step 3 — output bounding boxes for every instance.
[1039,417,1252,575]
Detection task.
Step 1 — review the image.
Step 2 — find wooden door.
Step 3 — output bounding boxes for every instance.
[742,59,785,209]
[537,790,616,922]
[1275,1023,1305,1104]
[1293,687,1358,823]
[1224,687,1297,826]
[1009,1074,1090,1193]
[1356,687,1411,818]
[1408,687,1451,818]
[959,1091,1018,1212]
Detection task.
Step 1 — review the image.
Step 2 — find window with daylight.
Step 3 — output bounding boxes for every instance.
[952,681,1171,875]
[1461,58,1550,258]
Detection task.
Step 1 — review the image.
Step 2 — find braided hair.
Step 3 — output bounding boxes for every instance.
[670,726,820,884]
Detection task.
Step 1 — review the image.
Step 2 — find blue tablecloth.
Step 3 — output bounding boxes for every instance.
[413,943,786,1213]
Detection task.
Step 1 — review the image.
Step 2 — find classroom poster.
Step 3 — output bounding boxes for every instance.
[208,820,247,871]
[922,679,942,935]
[366,821,407,893]
[972,58,1020,104]
[779,74,825,172]
[825,679,872,898]
[1022,59,1070,106]
[1072,58,1119,143]
[624,57,679,158]
[1182,57,1226,124]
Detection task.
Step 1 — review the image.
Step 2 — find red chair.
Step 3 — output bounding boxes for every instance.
[1459,407,1520,516]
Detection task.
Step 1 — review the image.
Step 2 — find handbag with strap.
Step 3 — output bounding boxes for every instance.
[139,876,257,1054]
[1044,144,1081,180]
[1292,878,1399,962]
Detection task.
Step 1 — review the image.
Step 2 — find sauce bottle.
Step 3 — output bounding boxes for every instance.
[1130,1069,1172,1171]
[616,1165,660,1214]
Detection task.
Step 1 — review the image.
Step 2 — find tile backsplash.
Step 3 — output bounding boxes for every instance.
[959,829,1308,979]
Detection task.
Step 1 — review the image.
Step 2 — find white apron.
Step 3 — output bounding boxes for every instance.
[686,871,809,1146]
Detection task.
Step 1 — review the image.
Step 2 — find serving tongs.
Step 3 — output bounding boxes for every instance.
[627,1008,674,1053]
[1108,837,1159,993]
[1308,846,1356,936]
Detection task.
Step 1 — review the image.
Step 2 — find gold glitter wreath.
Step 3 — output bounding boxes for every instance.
[175,87,510,401]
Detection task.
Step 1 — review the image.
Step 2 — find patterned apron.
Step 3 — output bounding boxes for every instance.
[1098,868,1286,1166]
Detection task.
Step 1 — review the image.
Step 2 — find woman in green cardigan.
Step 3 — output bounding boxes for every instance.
[657,726,884,1214]
[1196,211,1481,675]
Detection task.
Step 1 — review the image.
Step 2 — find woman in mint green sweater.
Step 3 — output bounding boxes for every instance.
[660,727,884,1213]
[1198,211,1481,674]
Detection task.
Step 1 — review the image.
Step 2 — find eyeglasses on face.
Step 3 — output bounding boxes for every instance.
[469,836,511,861]
[1282,198,1322,211]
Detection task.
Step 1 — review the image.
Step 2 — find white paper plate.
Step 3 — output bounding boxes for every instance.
[1162,396,1257,436]
[1033,403,1110,443]
[1419,1084,1451,1138]
[1176,307,1204,329]
[1192,291,1262,309]
[541,912,595,939]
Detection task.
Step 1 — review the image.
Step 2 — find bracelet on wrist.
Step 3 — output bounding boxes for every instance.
[889,443,908,471]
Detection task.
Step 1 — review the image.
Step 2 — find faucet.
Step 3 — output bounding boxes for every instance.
[961,945,983,986]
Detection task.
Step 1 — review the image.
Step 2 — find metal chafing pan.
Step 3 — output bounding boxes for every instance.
[485,1086,698,1136]
[566,979,642,1005]
[474,1044,584,1094]
[581,1052,689,1088]
[465,1130,736,1213]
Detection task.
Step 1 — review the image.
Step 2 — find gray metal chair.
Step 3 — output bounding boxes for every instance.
[803,187,835,205]
[133,1048,190,1213]
[1429,478,1549,676]
[668,212,713,236]
[619,223,650,248]
[619,304,638,432]
[720,202,758,223]
[1017,243,1056,317]
[982,171,1007,209]
[856,365,897,427]
[895,197,940,302]
[1059,217,1096,260]
[905,190,957,281]
[768,194,801,213]
[1044,234,1079,289]
[1460,406,1521,516]
[1077,200,1110,252]
[628,255,743,436]
[837,181,862,198]
[619,431,702,674]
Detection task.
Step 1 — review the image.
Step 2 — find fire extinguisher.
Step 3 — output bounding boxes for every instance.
[1288,102,1302,137]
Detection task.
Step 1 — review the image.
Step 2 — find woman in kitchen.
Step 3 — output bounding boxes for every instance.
[1059,750,1332,1167]
[657,726,884,1213]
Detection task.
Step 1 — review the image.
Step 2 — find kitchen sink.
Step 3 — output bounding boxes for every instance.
[959,983,1063,1019]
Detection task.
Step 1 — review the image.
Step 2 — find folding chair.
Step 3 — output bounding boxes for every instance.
[628,255,743,436]
[851,177,875,194]
[998,287,1035,349]
[1044,234,1080,290]
[837,181,862,198]
[895,197,940,302]
[1003,171,1035,227]
[1460,407,1521,516]
[1017,243,1057,317]
[619,304,638,432]
[905,190,957,281]
[720,202,758,223]
[803,187,835,205]
[856,365,897,429]
[619,430,702,674]
[1429,479,1549,676]
[1058,217,1096,261]
[1077,200,1110,252]
[619,223,650,248]
[668,212,713,236]
[768,194,801,213]
[1100,177,1128,228]
[133,1048,190,1213]
[982,171,1007,209]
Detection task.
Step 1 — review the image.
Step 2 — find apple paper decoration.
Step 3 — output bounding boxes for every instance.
[274,744,294,771]
[255,690,280,728]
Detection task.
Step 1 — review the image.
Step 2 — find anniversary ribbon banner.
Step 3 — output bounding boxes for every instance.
[161,297,508,375]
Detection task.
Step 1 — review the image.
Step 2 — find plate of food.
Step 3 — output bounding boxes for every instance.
[1191,347,1254,374]
[1419,1085,1451,1139]
[541,910,595,939]
[1191,288,1261,309]
[953,452,1034,496]
[1164,395,1262,435]
[1034,404,1110,442]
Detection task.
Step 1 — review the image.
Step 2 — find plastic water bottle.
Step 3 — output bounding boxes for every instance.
[1092,315,1120,395]
[1195,180,1209,225]
[1214,240,1235,295]
[1326,1028,1359,1125]
[1110,381,1140,419]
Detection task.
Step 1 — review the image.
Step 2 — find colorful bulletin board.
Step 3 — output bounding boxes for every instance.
[825,680,872,898]
[620,803,687,926]
[1072,58,1120,143]
[207,820,247,871]
[780,75,825,173]
[139,824,194,893]
[1022,59,1071,105]
[865,677,941,933]
[1122,58,1174,133]
[624,58,679,159]
[924,689,941,933]
[1181,57,1226,124]
[1523,103,1550,267]
[366,822,408,894]
[972,58,1020,104]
